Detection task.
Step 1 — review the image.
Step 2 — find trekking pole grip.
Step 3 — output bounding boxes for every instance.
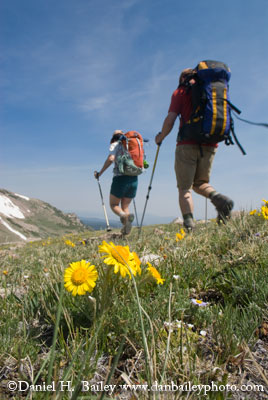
[156,132,162,146]
[94,170,100,180]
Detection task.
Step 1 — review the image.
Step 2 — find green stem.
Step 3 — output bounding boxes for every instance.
[99,336,126,400]
[70,316,105,400]
[130,277,152,392]
[160,283,173,384]
[47,280,64,386]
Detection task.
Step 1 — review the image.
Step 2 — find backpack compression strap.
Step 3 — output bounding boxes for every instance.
[233,114,268,128]
[230,116,246,155]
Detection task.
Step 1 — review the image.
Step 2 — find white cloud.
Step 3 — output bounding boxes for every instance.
[79,96,109,111]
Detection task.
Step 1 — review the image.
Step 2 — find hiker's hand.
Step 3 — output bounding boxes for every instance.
[155,132,163,145]
[94,171,100,179]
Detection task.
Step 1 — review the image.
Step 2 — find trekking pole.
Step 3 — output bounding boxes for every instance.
[139,144,161,235]
[95,174,112,232]
[133,198,139,227]
[205,198,208,223]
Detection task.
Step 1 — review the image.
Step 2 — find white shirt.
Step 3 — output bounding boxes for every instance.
[109,141,123,176]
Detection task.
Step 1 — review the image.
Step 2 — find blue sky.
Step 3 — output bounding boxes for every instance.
[1,0,268,223]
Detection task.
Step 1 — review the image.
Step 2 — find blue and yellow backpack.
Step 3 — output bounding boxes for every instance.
[178,60,246,155]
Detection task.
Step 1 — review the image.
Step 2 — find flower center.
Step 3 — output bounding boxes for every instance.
[72,268,88,285]
[111,246,129,264]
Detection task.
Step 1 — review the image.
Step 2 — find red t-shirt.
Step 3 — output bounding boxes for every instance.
[168,86,217,147]
[168,86,192,127]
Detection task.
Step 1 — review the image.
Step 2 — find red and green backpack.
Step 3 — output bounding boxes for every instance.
[115,131,145,176]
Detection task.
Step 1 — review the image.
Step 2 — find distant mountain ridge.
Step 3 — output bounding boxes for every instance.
[79,214,179,230]
[80,217,122,230]
[0,189,89,244]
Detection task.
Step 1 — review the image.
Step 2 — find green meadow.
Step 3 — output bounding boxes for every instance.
[0,209,268,399]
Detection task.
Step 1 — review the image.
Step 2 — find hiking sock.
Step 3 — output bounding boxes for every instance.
[208,191,219,200]
[119,212,127,224]
[183,213,193,220]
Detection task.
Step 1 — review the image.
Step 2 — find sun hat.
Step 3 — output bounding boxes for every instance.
[113,130,124,135]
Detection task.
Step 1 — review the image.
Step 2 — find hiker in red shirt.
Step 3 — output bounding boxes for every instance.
[155,68,234,230]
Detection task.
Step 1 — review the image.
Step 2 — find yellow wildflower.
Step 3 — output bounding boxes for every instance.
[176,228,186,241]
[65,239,76,247]
[249,209,257,215]
[98,241,138,279]
[146,262,165,285]
[64,260,98,296]
[261,205,268,220]
[130,251,142,275]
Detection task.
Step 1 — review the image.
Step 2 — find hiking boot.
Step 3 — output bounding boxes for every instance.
[121,213,134,235]
[211,193,234,224]
[183,216,195,232]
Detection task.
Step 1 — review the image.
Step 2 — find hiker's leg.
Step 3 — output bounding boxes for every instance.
[110,176,137,234]
[193,182,215,198]
[178,189,195,230]
[120,197,135,235]
[110,194,133,235]
[109,194,124,216]
[110,176,127,217]
[178,189,193,215]
[175,145,197,230]
[193,146,216,196]
[120,177,137,217]
[193,146,233,222]
[121,197,132,215]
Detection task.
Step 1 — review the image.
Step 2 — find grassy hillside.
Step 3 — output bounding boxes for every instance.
[0,209,268,399]
[0,189,89,244]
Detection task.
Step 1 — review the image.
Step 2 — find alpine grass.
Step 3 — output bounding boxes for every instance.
[0,210,268,399]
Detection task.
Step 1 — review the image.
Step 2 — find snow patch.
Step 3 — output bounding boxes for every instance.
[15,193,30,201]
[0,195,25,219]
[0,217,27,240]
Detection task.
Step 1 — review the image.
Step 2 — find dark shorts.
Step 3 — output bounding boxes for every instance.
[110,175,138,199]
